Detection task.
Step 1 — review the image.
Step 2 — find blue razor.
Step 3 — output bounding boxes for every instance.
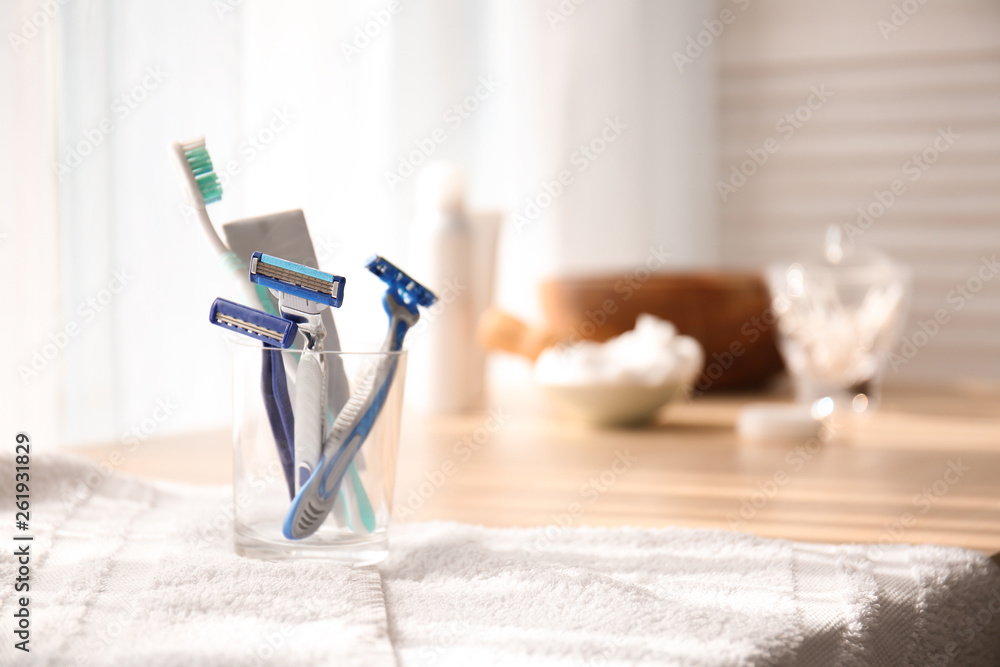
[366,255,437,310]
[283,255,437,540]
[209,298,298,497]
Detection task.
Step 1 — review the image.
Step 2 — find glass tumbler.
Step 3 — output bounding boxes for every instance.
[766,252,911,415]
[229,339,406,565]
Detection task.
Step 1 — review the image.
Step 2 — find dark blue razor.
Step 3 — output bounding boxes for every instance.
[209,297,298,497]
[209,298,298,348]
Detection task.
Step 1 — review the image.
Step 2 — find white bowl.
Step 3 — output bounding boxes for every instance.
[538,379,690,427]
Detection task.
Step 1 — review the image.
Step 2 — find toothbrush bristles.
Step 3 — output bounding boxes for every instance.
[181,137,222,204]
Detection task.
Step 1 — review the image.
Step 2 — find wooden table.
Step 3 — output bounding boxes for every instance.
[73,382,1000,555]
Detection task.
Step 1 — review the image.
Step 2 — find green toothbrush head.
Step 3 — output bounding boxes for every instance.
[181,140,222,204]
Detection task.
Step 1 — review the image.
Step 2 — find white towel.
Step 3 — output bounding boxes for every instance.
[3,453,999,666]
[383,523,1000,665]
[0,452,395,667]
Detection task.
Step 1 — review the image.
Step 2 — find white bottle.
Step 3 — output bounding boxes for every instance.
[407,163,475,413]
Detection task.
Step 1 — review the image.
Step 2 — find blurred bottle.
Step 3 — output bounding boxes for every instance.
[407,163,476,413]
[466,209,501,408]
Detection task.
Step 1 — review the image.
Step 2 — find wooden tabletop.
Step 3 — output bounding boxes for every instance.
[72,381,1000,555]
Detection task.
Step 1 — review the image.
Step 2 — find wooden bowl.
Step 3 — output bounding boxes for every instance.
[540,272,784,391]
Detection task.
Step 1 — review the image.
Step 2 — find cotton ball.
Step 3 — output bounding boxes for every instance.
[644,355,680,386]
[535,342,603,384]
[535,315,702,387]
[534,346,573,384]
[670,335,705,385]
[634,314,676,341]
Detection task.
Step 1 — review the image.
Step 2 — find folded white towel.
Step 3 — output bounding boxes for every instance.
[3,452,999,666]
[384,523,1000,666]
[0,452,395,667]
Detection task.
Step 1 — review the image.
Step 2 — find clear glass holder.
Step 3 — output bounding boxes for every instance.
[766,253,910,417]
[229,340,406,565]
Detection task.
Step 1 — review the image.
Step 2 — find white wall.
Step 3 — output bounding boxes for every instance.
[717,0,1000,381]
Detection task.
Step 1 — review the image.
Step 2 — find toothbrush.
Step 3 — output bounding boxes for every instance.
[176,138,373,526]
[248,252,346,493]
[283,255,436,540]
[209,298,298,496]
[171,138,272,310]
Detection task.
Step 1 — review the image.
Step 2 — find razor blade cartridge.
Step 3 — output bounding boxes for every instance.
[249,251,345,308]
[209,298,298,348]
[364,255,436,307]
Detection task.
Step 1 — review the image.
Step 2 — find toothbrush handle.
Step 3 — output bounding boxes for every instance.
[219,251,266,308]
[347,465,376,533]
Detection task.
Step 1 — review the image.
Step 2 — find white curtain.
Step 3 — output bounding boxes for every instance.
[2,0,717,446]
[1,0,62,447]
